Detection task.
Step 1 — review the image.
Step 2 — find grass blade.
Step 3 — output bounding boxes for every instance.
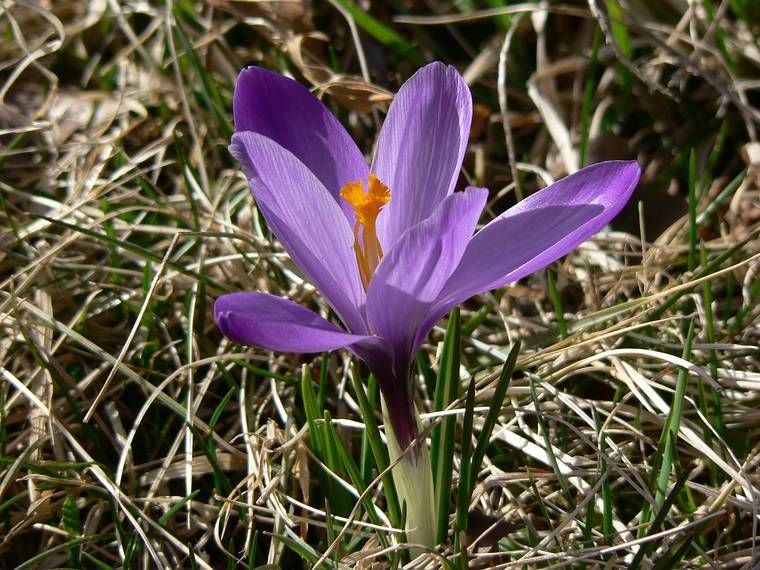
[333,0,426,65]
[455,374,476,548]
[349,365,401,527]
[301,364,325,457]
[688,149,698,272]
[528,375,573,504]
[653,320,695,507]
[432,308,461,545]
[469,341,520,494]
[323,411,391,550]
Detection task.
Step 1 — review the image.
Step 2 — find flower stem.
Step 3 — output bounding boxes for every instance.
[381,398,436,552]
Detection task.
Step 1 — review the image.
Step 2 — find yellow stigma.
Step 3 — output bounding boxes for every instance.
[340,174,391,290]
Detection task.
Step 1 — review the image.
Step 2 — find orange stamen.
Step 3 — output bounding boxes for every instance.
[340,174,391,290]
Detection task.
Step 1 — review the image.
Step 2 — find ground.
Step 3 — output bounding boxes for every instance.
[1,0,759,568]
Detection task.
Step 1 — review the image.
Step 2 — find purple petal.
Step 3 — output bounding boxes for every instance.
[230,132,367,334]
[215,292,395,398]
[366,187,488,374]
[374,62,472,250]
[216,292,416,446]
[233,66,369,222]
[216,292,363,351]
[422,160,641,332]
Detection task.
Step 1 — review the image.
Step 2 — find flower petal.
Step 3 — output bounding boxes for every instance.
[230,132,367,333]
[423,160,641,331]
[233,66,369,222]
[215,292,391,369]
[366,187,488,374]
[374,62,472,250]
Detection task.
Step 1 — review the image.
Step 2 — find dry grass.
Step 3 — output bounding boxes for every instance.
[1,0,759,568]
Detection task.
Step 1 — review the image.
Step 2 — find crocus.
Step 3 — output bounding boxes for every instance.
[216,62,640,547]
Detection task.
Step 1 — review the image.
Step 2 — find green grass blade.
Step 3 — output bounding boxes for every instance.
[15,533,110,570]
[157,490,201,526]
[270,531,325,566]
[62,496,83,567]
[649,231,756,321]
[629,453,693,570]
[321,410,352,516]
[333,0,426,66]
[591,406,614,544]
[688,149,698,272]
[605,0,632,89]
[579,26,602,167]
[172,13,232,139]
[455,375,476,548]
[653,320,695,507]
[651,536,694,570]
[432,308,461,545]
[81,552,115,570]
[302,365,352,515]
[700,247,725,442]
[529,376,573,504]
[349,365,401,526]
[323,411,391,550]
[547,270,568,338]
[702,0,737,73]
[461,304,491,336]
[301,364,325,457]
[359,374,377,485]
[696,167,747,225]
[469,341,520,494]
[39,215,227,292]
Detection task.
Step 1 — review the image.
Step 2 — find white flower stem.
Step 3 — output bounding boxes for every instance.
[381,397,437,552]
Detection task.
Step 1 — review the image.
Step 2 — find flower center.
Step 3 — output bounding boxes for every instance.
[340,174,391,291]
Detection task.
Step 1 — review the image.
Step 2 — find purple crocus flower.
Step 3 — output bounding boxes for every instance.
[216,62,640,455]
